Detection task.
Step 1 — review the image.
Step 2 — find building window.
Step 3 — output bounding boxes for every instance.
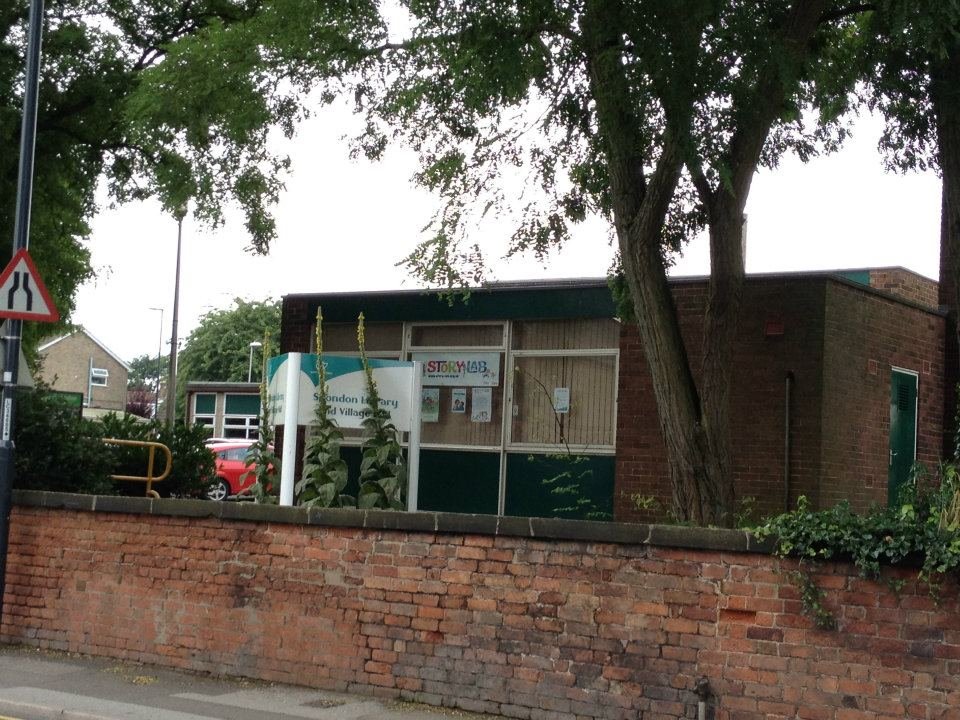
[508,319,619,452]
[192,393,216,433]
[223,393,260,440]
[409,322,507,450]
[223,415,259,440]
[90,367,109,386]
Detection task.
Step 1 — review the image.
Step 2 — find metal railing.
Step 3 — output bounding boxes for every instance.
[102,439,172,499]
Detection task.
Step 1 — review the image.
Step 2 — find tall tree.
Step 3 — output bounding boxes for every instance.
[866,1,960,320]
[2,1,297,353]
[134,0,862,524]
[128,353,170,390]
[863,1,960,449]
[176,298,280,389]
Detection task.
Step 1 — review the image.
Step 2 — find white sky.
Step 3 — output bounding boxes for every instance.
[72,108,941,363]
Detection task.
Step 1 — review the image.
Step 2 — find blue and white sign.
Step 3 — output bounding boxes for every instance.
[268,354,416,430]
[265,353,422,511]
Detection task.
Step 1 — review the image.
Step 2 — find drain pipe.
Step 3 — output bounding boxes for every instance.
[784,371,794,512]
[695,677,711,720]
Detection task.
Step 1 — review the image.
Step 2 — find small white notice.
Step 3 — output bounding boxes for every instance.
[471,387,492,423]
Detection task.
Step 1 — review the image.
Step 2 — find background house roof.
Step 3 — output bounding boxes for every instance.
[39,327,132,371]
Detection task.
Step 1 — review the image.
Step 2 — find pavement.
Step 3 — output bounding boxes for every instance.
[0,645,498,720]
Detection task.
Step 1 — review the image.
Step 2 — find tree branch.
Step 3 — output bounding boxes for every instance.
[819,3,874,25]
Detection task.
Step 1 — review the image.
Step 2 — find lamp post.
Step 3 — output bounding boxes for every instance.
[165,206,186,426]
[248,341,263,383]
[149,307,163,418]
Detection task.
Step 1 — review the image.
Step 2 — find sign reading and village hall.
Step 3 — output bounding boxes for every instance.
[411,351,500,386]
[267,353,416,430]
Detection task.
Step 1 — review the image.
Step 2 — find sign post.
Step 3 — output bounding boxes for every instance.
[0,0,52,628]
[267,354,419,508]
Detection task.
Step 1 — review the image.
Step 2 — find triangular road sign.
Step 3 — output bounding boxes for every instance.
[0,249,59,322]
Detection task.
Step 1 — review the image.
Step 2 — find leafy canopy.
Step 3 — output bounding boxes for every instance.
[2,1,308,353]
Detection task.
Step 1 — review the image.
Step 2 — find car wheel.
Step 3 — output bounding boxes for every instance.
[206,478,230,501]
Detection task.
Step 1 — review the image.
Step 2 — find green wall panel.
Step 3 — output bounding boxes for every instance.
[225,394,260,415]
[194,393,215,414]
[504,453,615,520]
[417,449,500,515]
[338,447,499,514]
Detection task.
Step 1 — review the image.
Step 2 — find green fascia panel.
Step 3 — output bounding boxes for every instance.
[194,393,216,414]
[504,453,615,520]
[837,270,871,286]
[224,393,260,415]
[301,284,616,324]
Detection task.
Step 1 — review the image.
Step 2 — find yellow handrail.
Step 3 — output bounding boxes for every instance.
[103,438,173,499]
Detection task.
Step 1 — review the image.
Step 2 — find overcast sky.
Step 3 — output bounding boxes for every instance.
[72,107,941,363]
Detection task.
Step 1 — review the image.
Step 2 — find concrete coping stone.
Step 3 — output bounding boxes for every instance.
[12,489,767,554]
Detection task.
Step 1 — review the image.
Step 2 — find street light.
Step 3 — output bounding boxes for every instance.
[149,307,163,418]
[165,205,186,426]
[248,341,263,383]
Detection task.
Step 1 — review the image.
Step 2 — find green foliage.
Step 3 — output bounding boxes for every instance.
[99,413,214,498]
[13,384,213,498]
[356,314,405,510]
[127,353,169,391]
[13,387,114,495]
[2,2,300,355]
[297,309,352,508]
[176,298,280,414]
[757,466,960,627]
[245,338,279,504]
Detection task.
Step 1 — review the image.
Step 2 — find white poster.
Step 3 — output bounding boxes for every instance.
[412,352,500,387]
[471,387,492,423]
[421,387,440,422]
[553,387,570,414]
[451,387,467,414]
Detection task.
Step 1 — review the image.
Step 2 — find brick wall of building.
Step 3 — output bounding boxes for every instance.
[819,282,946,511]
[281,296,313,353]
[615,277,829,522]
[37,332,128,411]
[868,268,940,311]
[4,498,959,720]
[615,276,947,522]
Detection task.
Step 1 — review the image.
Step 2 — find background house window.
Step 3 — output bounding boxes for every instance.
[90,367,109,387]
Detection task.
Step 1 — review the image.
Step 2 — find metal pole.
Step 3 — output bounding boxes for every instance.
[247,341,262,383]
[0,0,45,627]
[149,307,163,418]
[165,212,184,426]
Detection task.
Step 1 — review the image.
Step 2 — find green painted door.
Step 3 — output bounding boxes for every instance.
[888,370,918,506]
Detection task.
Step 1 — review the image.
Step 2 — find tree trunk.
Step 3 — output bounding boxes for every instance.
[932,42,960,334]
[581,0,731,525]
[583,0,825,525]
[931,38,960,453]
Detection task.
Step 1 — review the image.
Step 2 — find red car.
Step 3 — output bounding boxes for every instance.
[206,441,271,500]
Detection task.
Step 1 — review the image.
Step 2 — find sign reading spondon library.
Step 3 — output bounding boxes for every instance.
[267,354,416,429]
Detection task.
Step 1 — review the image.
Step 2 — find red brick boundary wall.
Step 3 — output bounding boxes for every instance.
[3,492,960,720]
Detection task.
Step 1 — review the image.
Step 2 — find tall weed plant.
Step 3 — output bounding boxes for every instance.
[296,308,352,507]
[356,313,406,510]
